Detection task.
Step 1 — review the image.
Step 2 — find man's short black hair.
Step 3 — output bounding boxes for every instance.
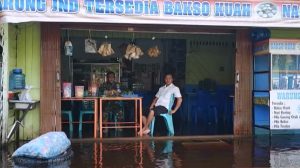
[164,73,173,78]
[107,71,115,78]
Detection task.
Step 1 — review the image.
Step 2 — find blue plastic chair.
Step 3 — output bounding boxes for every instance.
[79,100,94,138]
[150,140,173,154]
[162,140,173,153]
[61,111,73,138]
[150,94,175,136]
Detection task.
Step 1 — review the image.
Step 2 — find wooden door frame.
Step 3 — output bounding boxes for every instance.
[234,29,253,136]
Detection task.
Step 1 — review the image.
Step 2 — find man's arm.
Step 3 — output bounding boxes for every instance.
[150,87,161,110]
[149,97,158,110]
[171,97,182,114]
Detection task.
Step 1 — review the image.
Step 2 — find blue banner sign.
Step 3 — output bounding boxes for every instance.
[2,0,300,26]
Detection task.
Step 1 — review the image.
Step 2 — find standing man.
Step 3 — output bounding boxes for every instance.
[141,73,183,135]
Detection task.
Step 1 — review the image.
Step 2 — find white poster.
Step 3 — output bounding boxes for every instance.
[270,90,300,130]
[270,150,300,168]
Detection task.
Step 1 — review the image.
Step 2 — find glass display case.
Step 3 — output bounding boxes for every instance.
[272,54,300,90]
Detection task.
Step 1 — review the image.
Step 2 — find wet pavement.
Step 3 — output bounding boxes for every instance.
[2,135,300,168]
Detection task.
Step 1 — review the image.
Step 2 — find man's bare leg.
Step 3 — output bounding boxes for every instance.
[142,110,155,131]
[142,116,147,126]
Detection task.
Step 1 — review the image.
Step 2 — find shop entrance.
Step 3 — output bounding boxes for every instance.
[40,23,253,137]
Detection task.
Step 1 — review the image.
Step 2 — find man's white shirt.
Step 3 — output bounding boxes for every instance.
[155,83,182,109]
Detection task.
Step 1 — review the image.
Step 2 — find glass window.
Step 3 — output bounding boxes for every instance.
[272,55,300,90]
[254,91,269,98]
[254,73,270,91]
[254,54,270,72]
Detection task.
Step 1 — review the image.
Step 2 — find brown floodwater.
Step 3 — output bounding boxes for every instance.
[2,135,300,168]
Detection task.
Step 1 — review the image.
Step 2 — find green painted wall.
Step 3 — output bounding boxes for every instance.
[8,23,41,140]
[271,29,300,39]
[185,35,235,85]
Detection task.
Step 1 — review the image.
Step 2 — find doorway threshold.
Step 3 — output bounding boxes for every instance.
[70,135,239,143]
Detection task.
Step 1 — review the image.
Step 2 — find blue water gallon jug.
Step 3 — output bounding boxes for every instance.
[9,69,25,90]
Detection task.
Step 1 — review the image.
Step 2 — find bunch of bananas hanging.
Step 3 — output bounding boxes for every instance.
[147,45,160,57]
[98,42,115,57]
[124,44,144,60]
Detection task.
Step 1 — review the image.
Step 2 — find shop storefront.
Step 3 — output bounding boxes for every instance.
[38,23,242,139]
[254,38,300,134]
[2,0,300,142]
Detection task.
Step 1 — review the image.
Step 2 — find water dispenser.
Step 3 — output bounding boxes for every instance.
[9,68,25,90]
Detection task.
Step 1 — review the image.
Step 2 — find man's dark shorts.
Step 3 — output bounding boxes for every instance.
[151,106,168,116]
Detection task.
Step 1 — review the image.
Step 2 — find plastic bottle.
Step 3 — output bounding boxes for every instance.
[9,69,25,90]
[9,72,15,90]
[117,83,121,93]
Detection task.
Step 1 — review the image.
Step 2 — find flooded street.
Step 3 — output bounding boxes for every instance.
[2,135,300,167]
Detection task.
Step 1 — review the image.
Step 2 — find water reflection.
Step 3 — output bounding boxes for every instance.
[3,135,300,167]
[148,140,182,168]
[91,140,180,168]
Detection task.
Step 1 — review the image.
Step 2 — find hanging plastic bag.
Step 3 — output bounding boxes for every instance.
[85,30,97,53]
[64,41,73,56]
[18,86,32,101]
[64,30,73,56]
[85,39,97,53]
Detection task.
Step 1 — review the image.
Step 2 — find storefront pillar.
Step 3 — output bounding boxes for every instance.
[40,23,61,134]
[234,29,253,136]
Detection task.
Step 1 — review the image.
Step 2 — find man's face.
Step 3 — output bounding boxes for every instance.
[164,75,173,85]
[108,74,115,83]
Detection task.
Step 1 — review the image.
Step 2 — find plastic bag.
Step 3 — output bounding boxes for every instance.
[85,39,97,53]
[64,41,73,56]
[12,132,71,159]
[18,86,32,101]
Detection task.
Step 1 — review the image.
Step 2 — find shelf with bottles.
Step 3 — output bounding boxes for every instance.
[73,63,120,87]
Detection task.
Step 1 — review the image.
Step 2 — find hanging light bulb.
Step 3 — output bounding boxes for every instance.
[64,29,73,56]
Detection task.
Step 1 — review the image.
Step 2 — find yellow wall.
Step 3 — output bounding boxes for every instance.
[8,23,41,140]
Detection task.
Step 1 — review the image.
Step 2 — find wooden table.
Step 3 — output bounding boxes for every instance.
[61,97,98,138]
[99,97,143,138]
